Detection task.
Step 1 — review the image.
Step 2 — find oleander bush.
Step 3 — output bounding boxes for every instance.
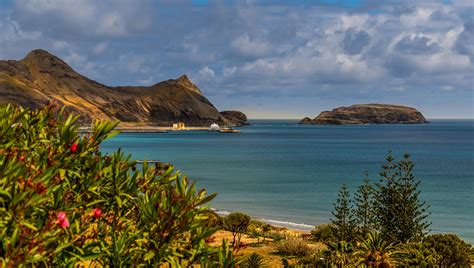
[0,104,233,266]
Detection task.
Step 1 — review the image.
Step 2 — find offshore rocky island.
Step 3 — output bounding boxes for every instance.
[300,103,429,125]
[0,49,247,127]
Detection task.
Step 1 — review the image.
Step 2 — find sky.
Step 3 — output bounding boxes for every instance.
[0,0,473,119]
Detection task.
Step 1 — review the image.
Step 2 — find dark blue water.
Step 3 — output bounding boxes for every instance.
[101,120,474,243]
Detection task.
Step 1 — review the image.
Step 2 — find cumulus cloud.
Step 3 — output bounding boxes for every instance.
[455,21,474,61]
[395,34,441,54]
[12,0,152,37]
[342,28,371,55]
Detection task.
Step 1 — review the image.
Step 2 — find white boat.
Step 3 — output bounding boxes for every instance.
[209,123,220,131]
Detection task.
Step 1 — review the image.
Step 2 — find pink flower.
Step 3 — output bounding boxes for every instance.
[55,212,70,228]
[70,143,78,153]
[93,208,102,219]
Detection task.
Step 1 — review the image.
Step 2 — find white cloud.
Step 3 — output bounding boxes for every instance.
[93,42,108,55]
[13,0,152,37]
[231,34,272,57]
[198,66,215,80]
[0,17,41,42]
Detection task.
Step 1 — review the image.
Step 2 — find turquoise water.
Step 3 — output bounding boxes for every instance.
[101,120,474,243]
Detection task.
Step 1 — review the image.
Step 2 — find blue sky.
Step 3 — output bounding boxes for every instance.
[0,0,473,119]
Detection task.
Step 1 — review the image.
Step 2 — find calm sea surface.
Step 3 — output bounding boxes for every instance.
[101,120,474,243]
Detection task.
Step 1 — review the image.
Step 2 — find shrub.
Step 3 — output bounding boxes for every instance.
[275,240,312,257]
[243,253,265,267]
[0,104,231,266]
[323,241,354,266]
[310,223,336,243]
[205,209,224,229]
[353,232,397,267]
[423,234,472,267]
[267,231,286,241]
[397,242,441,267]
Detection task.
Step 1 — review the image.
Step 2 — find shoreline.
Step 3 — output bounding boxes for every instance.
[213,209,314,233]
[117,126,210,133]
[79,126,227,133]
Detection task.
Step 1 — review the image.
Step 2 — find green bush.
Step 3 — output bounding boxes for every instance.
[0,104,233,266]
[275,239,312,257]
[397,242,441,267]
[423,234,472,267]
[310,223,336,243]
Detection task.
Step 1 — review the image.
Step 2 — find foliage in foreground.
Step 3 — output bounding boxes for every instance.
[0,104,235,266]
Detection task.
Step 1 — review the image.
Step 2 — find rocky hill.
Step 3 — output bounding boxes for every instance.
[0,49,247,126]
[300,104,428,125]
[219,111,249,126]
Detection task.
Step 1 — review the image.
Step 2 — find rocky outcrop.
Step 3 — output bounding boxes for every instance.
[299,117,313,124]
[0,49,247,126]
[220,110,249,126]
[301,104,428,125]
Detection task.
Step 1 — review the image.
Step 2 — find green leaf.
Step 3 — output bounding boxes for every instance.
[20,221,38,231]
[144,251,155,261]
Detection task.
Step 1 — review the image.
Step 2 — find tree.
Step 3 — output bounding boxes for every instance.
[373,153,430,243]
[353,173,375,235]
[331,184,357,242]
[224,212,251,249]
[261,223,271,242]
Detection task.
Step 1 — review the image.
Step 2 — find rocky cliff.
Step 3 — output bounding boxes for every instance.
[300,104,428,125]
[0,49,247,126]
[219,111,249,126]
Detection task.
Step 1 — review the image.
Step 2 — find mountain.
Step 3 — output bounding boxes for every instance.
[300,104,428,125]
[0,49,247,126]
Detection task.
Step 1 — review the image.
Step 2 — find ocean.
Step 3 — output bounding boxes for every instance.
[101,120,474,243]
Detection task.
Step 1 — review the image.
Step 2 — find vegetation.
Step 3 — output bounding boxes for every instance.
[423,234,472,267]
[310,223,336,243]
[1,104,472,267]
[374,153,431,243]
[331,184,357,242]
[0,104,235,266]
[243,253,265,267]
[353,232,397,267]
[275,240,311,257]
[223,212,251,249]
[353,174,375,235]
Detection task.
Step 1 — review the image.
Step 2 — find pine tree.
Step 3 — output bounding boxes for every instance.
[331,184,357,242]
[353,173,375,235]
[374,153,431,243]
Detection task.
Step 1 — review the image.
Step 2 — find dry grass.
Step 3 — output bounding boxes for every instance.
[207,229,326,267]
